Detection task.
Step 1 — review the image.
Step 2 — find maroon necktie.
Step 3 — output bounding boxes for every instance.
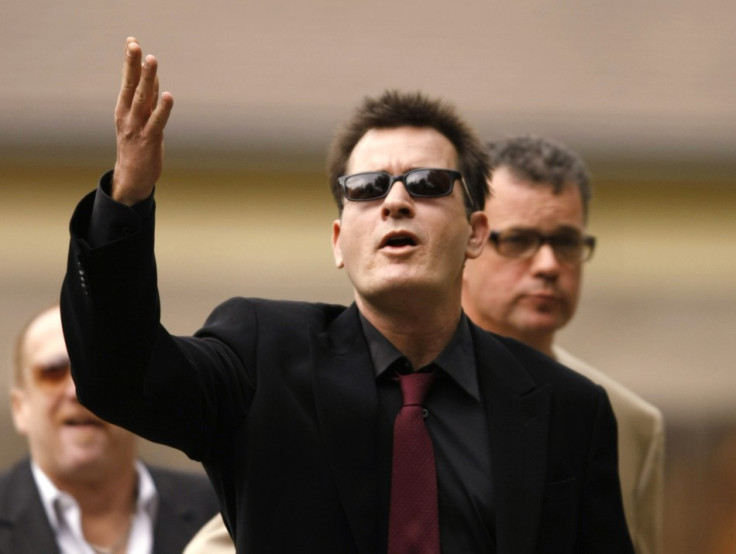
[388,371,440,554]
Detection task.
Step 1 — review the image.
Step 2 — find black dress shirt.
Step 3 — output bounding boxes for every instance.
[361,314,496,552]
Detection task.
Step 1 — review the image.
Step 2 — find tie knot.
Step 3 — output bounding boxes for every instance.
[398,371,436,407]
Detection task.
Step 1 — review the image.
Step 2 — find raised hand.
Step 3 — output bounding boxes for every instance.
[111,37,174,205]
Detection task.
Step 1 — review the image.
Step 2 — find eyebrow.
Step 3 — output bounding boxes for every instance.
[503,224,584,234]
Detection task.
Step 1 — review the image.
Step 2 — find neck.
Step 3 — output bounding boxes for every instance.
[461,306,556,357]
[53,462,137,513]
[51,463,138,551]
[492,323,555,358]
[522,332,555,358]
[357,294,463,369]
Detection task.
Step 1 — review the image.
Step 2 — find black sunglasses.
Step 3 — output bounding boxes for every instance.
[337,168,468,203]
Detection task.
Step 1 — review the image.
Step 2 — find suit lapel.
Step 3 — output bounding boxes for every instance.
[311,303,380,553]
[150,467,201,553]
[473,327,551,554]
[0,460,60,554]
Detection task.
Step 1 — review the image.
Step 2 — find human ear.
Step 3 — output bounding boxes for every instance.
[331,219,344,269]
[10,387,30,435]
[465,211,489,260]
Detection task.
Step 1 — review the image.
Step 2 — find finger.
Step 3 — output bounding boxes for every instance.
[152,75,160,112]
[130,54,159,119]
[117,37,142,112]
[146,91,174,135]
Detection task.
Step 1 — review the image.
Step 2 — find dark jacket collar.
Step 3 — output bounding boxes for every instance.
[0,459,61,554]
[472,324,552,553]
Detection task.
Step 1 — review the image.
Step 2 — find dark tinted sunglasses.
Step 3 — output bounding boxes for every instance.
[338,168,467,203]
[29,356,71,391]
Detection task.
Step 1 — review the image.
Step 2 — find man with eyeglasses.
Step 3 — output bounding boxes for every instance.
[60,37,633,553]
[463,136,664,554]
[0,305,219,553]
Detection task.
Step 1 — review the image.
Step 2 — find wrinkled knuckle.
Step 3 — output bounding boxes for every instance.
[118,128,139,143]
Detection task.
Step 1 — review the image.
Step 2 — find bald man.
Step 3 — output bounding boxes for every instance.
[0,305,219,553]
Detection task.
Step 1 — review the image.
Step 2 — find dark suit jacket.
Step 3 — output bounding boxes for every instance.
[61,189,633,553]
[0,458,219,554]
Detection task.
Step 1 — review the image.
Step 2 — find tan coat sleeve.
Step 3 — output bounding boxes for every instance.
[554,346,665,554]
[183,514,235,554]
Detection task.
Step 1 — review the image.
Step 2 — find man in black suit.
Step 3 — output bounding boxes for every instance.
[60,36,633,553]
[0,305,219,554]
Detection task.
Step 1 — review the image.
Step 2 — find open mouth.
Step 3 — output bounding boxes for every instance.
[380,232,417,248]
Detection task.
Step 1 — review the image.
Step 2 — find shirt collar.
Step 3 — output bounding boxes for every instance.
[30,461,64,533]
[133,460,159,517]
[30,459,159,532]
[359,311,480,400]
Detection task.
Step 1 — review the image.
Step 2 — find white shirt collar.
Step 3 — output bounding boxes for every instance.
[31,460,159,554]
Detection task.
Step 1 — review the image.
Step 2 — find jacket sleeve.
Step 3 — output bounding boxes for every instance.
[60,182,255,461]
[633,409,665,554]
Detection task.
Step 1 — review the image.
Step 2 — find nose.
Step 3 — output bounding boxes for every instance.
[530,243,561,279]
[381,180,415,219]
